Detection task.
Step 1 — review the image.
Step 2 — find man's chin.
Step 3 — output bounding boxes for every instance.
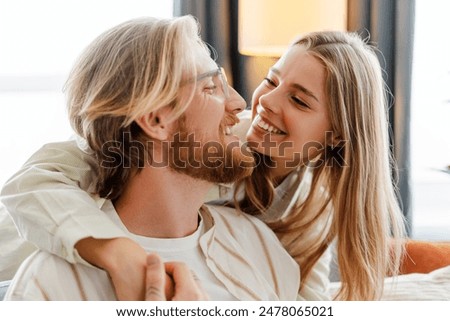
[169,127,255,185]
[169,148,255,185]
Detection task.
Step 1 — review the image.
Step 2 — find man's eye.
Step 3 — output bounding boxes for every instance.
[204,85,217,94]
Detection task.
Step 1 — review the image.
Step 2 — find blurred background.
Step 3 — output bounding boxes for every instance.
[0,0,449,240]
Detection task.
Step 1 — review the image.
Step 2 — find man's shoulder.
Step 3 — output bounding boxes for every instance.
[205,204,272,232]
[204,204,301,300]
[5,251,114,300]
[204,204,289,255]
[10,250,70,281]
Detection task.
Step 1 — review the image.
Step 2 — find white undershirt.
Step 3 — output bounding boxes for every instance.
[102,200,237,300]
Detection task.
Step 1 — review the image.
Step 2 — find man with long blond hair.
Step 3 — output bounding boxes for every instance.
[3,16,299,301]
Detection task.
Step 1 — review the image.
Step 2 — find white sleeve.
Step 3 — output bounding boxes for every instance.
[4,251,116,300]
[0,139,127,265]
[0,205,37,281]
[297,247,332,301]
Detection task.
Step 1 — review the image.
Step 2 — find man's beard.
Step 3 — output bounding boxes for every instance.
[167,118,255,184]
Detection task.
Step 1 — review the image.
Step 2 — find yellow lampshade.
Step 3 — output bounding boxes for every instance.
[239,0,348,57]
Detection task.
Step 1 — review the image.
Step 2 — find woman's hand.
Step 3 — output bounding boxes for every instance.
[75,237,148,300]
[75,237,208,300]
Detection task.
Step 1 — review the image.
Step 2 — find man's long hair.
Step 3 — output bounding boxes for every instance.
[65,16,207,199]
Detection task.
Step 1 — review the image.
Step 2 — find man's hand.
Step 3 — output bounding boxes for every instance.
[145,253,171,300]
[145,253,208,301]
[75,237,208,301]
[164,261,209,301]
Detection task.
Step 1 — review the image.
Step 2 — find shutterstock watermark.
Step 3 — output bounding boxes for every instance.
[99,131,348,169]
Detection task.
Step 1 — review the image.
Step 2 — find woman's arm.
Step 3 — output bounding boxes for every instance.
[297,248,332,300]
[0,139,128,264]
[0,139,151,299]
[76,237,148,300]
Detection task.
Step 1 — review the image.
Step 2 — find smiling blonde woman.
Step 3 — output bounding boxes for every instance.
[2,29,450,301]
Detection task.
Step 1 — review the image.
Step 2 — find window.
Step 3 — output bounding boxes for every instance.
[0,0,173,185]
[411,0,450,240]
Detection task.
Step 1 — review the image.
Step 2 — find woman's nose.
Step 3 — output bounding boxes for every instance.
[259,89,281,114]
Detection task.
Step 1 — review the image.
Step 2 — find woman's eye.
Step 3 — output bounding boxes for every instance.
[264,77,276,87]
[292,96,310,109]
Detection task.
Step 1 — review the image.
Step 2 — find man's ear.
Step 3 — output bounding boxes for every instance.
[135,107,174,141]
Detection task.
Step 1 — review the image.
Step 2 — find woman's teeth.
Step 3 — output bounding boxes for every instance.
[225,126,232,135]
[256,117,284,134]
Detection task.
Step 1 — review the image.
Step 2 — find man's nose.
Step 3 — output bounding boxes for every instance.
[225,86,246,114]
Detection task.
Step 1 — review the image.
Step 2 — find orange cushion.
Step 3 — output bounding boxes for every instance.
[400,240,450,274]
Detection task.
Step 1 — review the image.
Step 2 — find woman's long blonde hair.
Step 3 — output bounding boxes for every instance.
[235,31,406,300]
